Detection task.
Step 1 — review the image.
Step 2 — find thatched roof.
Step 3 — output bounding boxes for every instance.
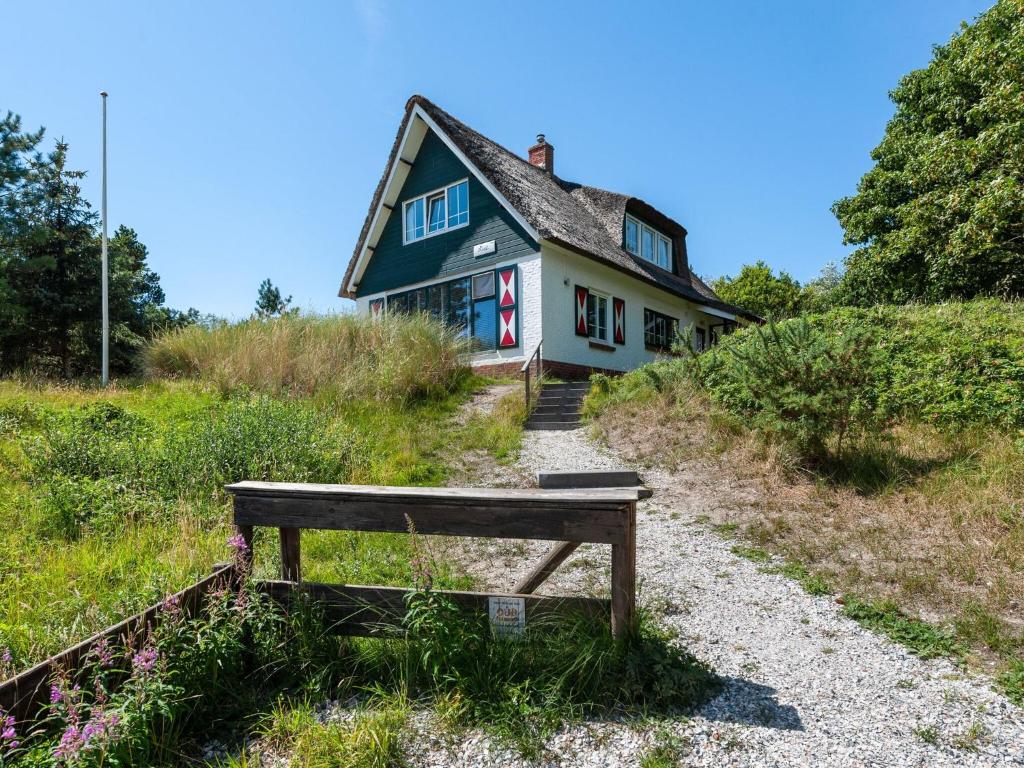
[341,95,756,321]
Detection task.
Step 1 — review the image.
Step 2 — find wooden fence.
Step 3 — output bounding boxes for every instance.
[0,563,236,725]
[227,480,639,638]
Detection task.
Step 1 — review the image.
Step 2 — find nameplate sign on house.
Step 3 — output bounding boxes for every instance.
[488,596,525,639]
[473,240,496,258]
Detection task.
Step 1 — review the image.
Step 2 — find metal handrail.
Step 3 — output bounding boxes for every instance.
[523,339,543,407]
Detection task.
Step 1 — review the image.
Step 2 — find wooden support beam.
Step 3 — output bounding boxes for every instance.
[537,471,652,499]
[610,502,637,639]
[513,541,581,594]
[255,580,608,636]
[279,527,301,582]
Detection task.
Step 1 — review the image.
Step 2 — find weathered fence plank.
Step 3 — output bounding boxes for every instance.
[229,482,637,544]
[0,563,235,725]
[279,527,301,582]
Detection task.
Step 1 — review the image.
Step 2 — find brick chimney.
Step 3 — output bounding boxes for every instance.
[527,134,554,174]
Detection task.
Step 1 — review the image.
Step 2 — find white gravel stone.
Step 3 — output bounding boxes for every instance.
[402,425,1024,767]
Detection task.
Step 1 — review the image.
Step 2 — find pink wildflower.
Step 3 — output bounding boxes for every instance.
[53,723,83,761]
[50,684,63,704]
[131,647,158,675]
[92,638,114,668]
[227,533,249,553]
[1,709,17,751]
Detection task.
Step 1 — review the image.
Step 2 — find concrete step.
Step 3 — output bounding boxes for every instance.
[525,420,583,431]
[527,412,582,423]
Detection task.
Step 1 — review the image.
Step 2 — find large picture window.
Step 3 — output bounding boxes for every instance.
[403,179,470,244]
[625,215,672,271]
[644,308,678,350]
[386,269,504,351]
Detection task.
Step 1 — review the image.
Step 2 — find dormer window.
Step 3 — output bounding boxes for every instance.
[624,214,672,271]
[403,179,470,244]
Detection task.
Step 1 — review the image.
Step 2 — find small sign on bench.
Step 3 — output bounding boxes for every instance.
[488,596,526,639]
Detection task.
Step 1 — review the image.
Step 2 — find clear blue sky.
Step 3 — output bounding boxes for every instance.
[4,0,992,319]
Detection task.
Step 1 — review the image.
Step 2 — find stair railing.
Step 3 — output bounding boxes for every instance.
[522,339,543,408]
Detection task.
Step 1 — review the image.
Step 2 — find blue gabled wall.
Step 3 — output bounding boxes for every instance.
[355,130,538,297]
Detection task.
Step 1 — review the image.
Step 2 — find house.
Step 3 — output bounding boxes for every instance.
[340,95,757,379]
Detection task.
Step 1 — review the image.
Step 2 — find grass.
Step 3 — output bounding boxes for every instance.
[639,728,689,768]
[585,347,1024,703]
[253,698,408,768]
[0,363,515,667]
[144,312,468,404]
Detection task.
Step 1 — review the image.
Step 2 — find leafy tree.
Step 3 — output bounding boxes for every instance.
[254,278,292,318]
[832,0,1024,304]
[711,261,803,319]
[801,262,844,314]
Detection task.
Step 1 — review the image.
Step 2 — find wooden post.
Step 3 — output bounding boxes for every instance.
[279,527,301,582]
[513,541,581,594]
[610,502,636,639]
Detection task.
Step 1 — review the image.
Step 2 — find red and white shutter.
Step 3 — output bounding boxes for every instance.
[369,298,384,320]
[497,267,518,348]
[574,286,589,336]
[498,268,516,308]
[613,297,625,344]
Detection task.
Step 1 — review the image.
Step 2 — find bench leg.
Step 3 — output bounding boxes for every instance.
[279,527,301,582]
[610,502,636,639]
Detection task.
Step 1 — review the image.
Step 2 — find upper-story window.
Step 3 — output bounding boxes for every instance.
[403,179,470,244]
[624,215,672,271]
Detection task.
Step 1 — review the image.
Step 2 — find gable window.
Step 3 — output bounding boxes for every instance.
[447,181,469,228]
[644,308,678,350]
[624,219,639,256]
[625,215,672,271]
[427,193,446,233]
[587,291,609,342]
[403,179,470,244]
[404,198,425,242]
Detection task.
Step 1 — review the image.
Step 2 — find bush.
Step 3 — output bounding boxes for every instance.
[145,313,469,404]
[25,397,365,538]
[696,317,881,461]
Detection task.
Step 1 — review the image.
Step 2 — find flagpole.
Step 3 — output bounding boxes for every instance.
[100,91,109,386]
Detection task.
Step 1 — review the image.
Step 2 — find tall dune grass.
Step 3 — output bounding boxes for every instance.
[144,313,470,403]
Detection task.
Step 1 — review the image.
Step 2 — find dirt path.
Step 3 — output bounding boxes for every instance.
[409,391,1024,767]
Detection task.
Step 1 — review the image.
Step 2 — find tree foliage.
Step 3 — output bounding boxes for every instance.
[0,113,195,376]
[254,278,292,319]
[832,0,1024,304]
[711,260,803,319]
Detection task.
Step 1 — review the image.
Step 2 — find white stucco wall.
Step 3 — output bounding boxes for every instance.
[539,242,715,372]
[353,252,541,367]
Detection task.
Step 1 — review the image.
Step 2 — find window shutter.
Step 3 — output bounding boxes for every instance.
[574,286,589,336]
[613,297,625,344]
[497,267,518,348]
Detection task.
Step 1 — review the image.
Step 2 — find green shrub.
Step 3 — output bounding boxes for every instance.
[697,317,881,461]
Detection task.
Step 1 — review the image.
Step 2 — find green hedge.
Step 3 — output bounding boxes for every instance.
[703,299,1024,432]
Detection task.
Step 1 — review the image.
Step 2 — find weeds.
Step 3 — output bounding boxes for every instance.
[841,598,961,661]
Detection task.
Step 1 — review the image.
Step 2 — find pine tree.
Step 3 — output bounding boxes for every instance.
[254,278,292,318]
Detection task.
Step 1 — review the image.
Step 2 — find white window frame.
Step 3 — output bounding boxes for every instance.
[625,214,672,271]
[403,178,470,245]
[587,289,609,343]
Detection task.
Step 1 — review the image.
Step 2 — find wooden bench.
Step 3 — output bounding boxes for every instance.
[226,482,639,637]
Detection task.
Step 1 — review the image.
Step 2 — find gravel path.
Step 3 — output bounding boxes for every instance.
[406,427,1024,767]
